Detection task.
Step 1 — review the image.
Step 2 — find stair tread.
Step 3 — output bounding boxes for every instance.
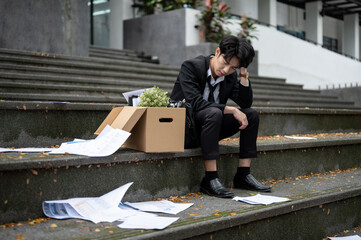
[0,160,360,240]
[1,99,360,112]
[2,132,360,171]
[0,51,179,71]
[0,80,339,100]
[0,93,355,107]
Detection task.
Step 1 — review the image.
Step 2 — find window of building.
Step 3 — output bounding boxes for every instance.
[277,26,305,40]
[89,0,110,47]
[323,36,338,53]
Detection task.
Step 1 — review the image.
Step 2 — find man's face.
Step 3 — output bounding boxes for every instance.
[211,48,240,78]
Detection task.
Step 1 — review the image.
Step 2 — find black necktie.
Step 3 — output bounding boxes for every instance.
[207,77,218,103]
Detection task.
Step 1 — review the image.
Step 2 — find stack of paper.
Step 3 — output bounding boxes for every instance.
[43,182,193,230]
[233,194,290,205]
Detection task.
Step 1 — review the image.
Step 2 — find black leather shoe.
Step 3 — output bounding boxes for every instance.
[200,177,234,198]
[234,174,272,192]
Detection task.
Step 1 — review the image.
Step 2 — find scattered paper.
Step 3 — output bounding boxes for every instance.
[125,200,193,215]
[233,194,290,205]
[329,236,361,240]
[48,125,130,157]
[43,182,189,229]
[43,182,135,223]
[118,214,179,230]
[284,136,316,140]
[1,125,130,157]
[0,147,53,153]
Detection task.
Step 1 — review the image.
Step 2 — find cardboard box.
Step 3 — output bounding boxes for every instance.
[95,106,186,153]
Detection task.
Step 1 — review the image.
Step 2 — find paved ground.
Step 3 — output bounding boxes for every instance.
[1,167,360,240]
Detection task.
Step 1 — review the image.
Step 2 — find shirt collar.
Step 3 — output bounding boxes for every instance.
[207,67,225,86]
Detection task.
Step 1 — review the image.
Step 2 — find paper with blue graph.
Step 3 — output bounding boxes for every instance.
[43,182,192,229]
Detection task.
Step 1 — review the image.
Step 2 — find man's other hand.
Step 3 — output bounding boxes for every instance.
[224,106,248,130]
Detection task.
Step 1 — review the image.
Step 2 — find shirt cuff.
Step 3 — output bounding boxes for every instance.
[240,81,249,87]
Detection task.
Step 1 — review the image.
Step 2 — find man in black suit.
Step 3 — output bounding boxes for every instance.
[171,35,271,198]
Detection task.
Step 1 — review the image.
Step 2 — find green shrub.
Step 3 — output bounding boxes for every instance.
[138,86,169,107]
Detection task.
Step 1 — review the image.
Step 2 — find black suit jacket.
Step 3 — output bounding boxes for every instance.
[170,55,253,112]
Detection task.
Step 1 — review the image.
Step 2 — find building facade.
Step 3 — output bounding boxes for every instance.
[0,0,360,89]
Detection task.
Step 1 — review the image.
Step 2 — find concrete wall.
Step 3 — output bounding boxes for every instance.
[224,0,258,19]
[109,0,132,49]
[251,24,361,89]
[271,2,360,58]
[0,0,89,56]
[321,87,361,107]
[123,8,259,72]
[124,8,186,66]
[276,2,304,32]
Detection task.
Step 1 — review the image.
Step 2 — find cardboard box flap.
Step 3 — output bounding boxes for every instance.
[94,106,146,135]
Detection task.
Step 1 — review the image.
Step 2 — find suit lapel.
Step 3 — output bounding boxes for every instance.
[200,55,211,94]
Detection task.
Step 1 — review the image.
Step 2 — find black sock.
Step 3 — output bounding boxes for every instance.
[204,171,219,181]
[236,167,250,178]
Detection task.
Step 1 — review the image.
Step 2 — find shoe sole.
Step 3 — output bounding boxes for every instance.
[233,184,272,192]
[200,187,235,198]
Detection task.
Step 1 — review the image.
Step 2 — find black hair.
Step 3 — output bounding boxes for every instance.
[219,35,255,68]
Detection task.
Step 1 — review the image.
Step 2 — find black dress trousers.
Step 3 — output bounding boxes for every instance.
[194,107,259,160]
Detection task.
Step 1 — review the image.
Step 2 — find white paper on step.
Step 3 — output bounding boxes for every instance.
[48,125,130,157]
[125,200,193,215]
[233,194,290,205]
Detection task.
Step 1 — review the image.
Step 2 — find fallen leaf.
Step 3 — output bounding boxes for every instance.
[187,213,198,216]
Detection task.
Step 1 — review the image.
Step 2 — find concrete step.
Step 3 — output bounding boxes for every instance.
[0,80,170,96]
[0,50,179,74]
[1,81,344,108]
[228,96,356,109]
[0,92,126,104]
[1,91,349,109]
[0,59,285,86]
[0,69,177,85]
[252,100,355,109]
[0,133,360,231]
[0,79,339,102]
[253,88,338,100]
[0,63,299,90]
[0,48,356,108]
[252,95,354,106]
[0,53,331,99]
[1,100,360,148]
[89,46,160,64]
[88,51,150,62]
[1,168,361,239]
[324,226,361,238]
[0,55,180,77]
[89,45,139,57]
[0,72,312,97]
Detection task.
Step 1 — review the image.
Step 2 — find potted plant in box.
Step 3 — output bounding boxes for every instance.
[137,86,169,107]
